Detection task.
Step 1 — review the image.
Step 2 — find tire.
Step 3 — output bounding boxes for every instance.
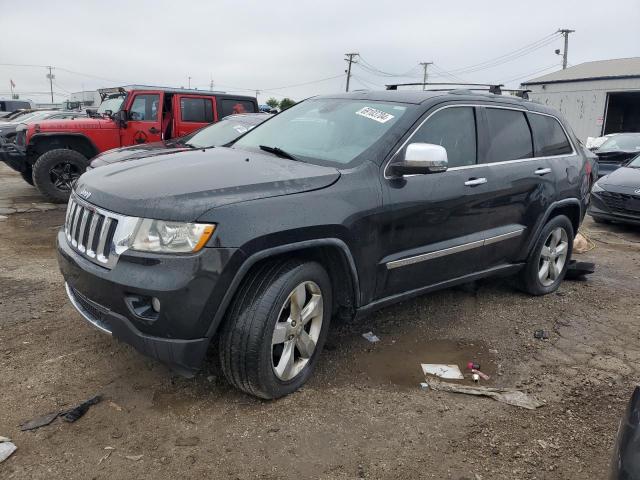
[219,259,332,399]
[20,165,34,186]
[32,149,87,203]
[517,215,574,296]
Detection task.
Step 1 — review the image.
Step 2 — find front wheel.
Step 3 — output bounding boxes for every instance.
[517,215,574,296]
[32,149,87,203]
[219,260,332,399]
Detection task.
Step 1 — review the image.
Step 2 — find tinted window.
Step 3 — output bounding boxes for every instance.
[485,108,533,162]
[180,97,214,123]
[529,114,572,156]
[0,101,30,112]
[408,106,477,168]
[220,99,256,118]
[129,94,159,121]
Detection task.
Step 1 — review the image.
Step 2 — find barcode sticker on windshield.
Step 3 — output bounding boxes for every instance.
[355,107,395,124]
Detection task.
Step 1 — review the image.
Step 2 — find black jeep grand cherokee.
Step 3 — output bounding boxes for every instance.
[57,90,591,399]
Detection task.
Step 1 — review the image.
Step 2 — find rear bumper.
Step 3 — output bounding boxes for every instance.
[0,138,27,173]
[57,229,245,375]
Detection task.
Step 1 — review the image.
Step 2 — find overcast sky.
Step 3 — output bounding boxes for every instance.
[1,0,639,104]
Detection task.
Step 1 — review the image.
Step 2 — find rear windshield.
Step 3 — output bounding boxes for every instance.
[233,98,410,167]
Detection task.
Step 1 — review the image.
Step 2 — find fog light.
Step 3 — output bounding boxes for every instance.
[151,297,161,313]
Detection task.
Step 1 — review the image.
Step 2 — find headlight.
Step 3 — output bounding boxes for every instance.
[591,181,604,193]
[130,219,215,253]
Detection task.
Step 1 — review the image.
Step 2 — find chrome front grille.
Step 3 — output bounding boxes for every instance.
[64,195,134,269]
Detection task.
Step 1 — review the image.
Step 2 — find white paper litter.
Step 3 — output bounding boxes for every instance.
[0,442,17,463]
[362,331,380,343]
[421,363,464,380]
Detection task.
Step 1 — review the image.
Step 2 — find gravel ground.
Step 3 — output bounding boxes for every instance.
[1,163,639,479]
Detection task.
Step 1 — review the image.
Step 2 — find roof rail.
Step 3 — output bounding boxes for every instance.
[385,82,504,95]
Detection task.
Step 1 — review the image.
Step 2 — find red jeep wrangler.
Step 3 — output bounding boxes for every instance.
[2,85,257,202]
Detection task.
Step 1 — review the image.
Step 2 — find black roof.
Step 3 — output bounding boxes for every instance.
[98,85,256,100]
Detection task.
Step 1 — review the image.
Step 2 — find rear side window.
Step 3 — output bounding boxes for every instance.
[484,108,533,162]
[180,97,214,123]
[219,99,256,118]
[528,113,573,156]
[408,106,477,168]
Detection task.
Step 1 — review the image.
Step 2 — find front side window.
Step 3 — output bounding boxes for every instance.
[529,113,572,156]
[180,97,214,123]
[485,108,533,162]
[219,99,257,118]
[129,94,160,121]
[406,106,477,168]
[233,98,410,167]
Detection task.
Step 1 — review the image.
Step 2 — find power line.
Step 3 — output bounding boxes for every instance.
[499,63,561,84]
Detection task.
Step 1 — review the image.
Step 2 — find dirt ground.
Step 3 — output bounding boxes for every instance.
[1,163,639,479]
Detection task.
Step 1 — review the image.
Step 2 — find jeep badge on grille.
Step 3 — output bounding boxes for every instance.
[78,189,92,200]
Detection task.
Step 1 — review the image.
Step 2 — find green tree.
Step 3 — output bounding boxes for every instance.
[266,97,279,109]
[279,98,296,110]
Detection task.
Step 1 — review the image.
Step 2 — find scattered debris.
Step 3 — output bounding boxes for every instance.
[466,361,480,370]
[20,394,102,431]
[573,232,595,254]
[534,329,549,340]
[419,382,430,391]
[0,439,17,464]
[62,395,102,423]
[537,439,560,450]
[362,331,380,343]
[427,378,544,410]
[471,369,491,381]
[125,454,143,461]
[175,436,200,447]
[98,449,113,464]
[565,260,596,280]
[488,349,499,354]
[20,412,59,431]
[472,373,480,383]
[0,436,11,443]
[421,364,464,380]
[108,401,123,412]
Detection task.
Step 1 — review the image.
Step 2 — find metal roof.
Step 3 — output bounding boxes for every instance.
[522,57,640,85]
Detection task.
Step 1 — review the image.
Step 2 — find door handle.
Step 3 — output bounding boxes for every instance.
[149,127,160,134]
[464,177,487,186]
[534,168,552,175]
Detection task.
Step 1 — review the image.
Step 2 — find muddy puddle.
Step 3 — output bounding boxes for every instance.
[340,335,497,389]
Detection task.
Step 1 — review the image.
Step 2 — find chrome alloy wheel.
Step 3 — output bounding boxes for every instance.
[271,281,323,381]
[538,227,569,287]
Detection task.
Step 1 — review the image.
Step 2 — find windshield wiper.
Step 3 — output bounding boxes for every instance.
[259,145,299,161]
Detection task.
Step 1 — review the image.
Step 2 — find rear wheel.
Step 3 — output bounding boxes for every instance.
[517,215,574,296]
[219,260,332,399]
[32,149,87,203]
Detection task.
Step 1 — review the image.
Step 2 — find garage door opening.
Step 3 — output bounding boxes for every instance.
[603,91,640,135]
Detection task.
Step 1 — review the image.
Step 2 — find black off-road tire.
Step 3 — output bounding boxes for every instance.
[20,165,34,185]
[517,215,574,296]
[32,149,87,203]
[219,259,332,399]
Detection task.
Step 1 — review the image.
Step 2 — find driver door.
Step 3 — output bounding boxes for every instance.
[121,91,163,146]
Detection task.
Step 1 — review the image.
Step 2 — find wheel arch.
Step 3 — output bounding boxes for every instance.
[27,134,99,164]
[206,238,360,338]
[524,199,582,258]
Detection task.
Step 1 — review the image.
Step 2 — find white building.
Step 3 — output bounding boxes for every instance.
[521,57,640,141]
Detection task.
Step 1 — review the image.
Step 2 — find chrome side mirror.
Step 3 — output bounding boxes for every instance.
[389,143,448,176]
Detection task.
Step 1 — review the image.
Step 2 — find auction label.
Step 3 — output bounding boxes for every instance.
[356,107,395,123]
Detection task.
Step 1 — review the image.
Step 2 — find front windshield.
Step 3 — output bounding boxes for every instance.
[181,118,263,148]
[16,111,50,123]
[233,98,409,166]
[598,134,640,152]
[97,95,126,114]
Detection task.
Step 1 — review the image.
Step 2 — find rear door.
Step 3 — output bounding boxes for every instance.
[476,106,555,268]
[174,95,217,137]
[121,91,163,146]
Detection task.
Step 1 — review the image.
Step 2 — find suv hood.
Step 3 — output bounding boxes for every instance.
[90,141,190,168]
[75,147,341,221]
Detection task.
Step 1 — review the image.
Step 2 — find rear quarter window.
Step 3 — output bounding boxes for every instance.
[528,113,573,156]
[484,108,533,162]
[219,99,256,118]
[180,97,214,123]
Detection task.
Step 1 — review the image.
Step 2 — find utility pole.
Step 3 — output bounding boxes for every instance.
[209,77,214,91]
[46,66,55,103]
[557,29,575,69]
[344,52,359,92]
[419,62,433,90]
[255,90,260,103]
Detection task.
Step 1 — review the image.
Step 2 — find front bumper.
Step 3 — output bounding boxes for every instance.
[57,230,245,375]
[589,191,640,226]
[0,137,27,173]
